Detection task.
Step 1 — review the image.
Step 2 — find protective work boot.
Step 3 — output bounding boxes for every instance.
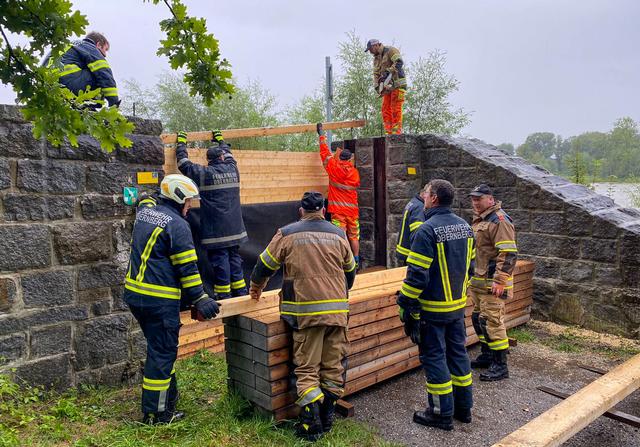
[413,407,454,431]
[319,390,339,433]
[142,410,186,425]
[470,343,492,369]
[453,408,472,423]
[480,349,509,381]
[295,401,323,441]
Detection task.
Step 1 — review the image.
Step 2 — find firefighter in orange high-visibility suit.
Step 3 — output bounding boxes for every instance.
[366,38,407,134]
[317,123,361,267]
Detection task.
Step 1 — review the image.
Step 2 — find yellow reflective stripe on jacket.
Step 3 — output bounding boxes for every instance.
[125,278,181,300]
[329,180,357,190]
[259,248,281,270]
[470,276,514,290]
[462,238,474,298]
[170,249,197,265]
[495,240,518,252]
[101,87,118,97]
[406,251,433,269]
[396,244,410,255]
[418,296,467,313]
[87,59,110,72]
[451,373,473,387]
[426,381,453,395]
[214,284,231,293]
[280,299,349,316]
[409,221,423,232]
[343,256,357,273]
[136,227,163,282]
[180,273,202,288]
[58,63,82,77]
[401,283,422,299]
[436,242,453,301]
[397,210,409,253]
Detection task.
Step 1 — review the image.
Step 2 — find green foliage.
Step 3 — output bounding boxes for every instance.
[0,0,233,152]
[152,0,234,106]
[0,352,397,447]
[514,117,640,183]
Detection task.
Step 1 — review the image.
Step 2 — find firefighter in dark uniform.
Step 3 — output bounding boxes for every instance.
[176,130,249,299]
[124,174,220,425]
[396,179,474,431]
[467,184,518,381]
[396,186,427,264]
[45,31,120,107]
[249,191,357,441]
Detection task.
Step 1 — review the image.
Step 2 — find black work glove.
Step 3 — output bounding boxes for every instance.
[177,131,188,144]
[316,123,324,136]
[211,130,224,143]
[398,305,421,344]
[192,294,220,320]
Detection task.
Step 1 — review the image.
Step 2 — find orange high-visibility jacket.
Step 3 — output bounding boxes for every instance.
[319,135,361,219]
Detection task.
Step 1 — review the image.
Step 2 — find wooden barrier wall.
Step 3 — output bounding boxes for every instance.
[163,148,329,205]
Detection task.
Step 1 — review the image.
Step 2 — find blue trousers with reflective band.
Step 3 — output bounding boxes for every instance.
[207,246,247,298]
[129,303,180,414]
[418,317,473,417]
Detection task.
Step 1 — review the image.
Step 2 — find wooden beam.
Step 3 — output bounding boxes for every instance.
[161,120,366,144]
[493,353,640,447]
[537,386,640,429]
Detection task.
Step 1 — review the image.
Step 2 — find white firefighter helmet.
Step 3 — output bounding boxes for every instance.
[160,174,200,204]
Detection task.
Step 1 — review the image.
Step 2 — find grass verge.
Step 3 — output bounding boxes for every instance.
[0,351,398,447]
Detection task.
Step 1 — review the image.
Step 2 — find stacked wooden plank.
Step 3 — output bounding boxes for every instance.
[222,261,535,420]
[163,149,328,205]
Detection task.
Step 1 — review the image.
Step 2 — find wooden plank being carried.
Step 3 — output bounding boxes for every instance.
[161,120,366,144]
[493,353,640,447]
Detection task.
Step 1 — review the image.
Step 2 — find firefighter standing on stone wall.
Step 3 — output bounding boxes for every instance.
[249,191,356,441]
[365,38,407,134]
[396,179,474,431]
[467,184,518,381]
[124,174,220,425]
[396,185,427,264]
[176,130,249,299]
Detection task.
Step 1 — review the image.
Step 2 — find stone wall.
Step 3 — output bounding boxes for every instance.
[0,105,163,390]
[383,134,640,338]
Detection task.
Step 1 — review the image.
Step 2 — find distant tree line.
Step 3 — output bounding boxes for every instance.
[498,117,640,184]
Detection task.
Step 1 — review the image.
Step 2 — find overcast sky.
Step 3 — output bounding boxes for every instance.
[1,0,638,145]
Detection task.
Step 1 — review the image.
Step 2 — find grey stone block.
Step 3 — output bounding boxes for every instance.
[52,222,112,265]
[126,117,163,136]
[115,134,164,165]
[516,182,564,211]
[86,163,144,194]
[531,212,564,234]
[17,160,85,194]
[476,160,518,187]
[0,305,88,336]
[0,225,51,271]
[0,159,10,190]
[388,164,420,182]
[3,194,47,221]
[47,196,76,220]
[111,286,128,311]
[517,233,580,259]
[387,179,421,200]
[0,333,27,364]
[527,257,561,279]
[74,314,132,370]
[0,277,17,313]
[131,330,147,360]
[423,148,449,168]
[80,194,133,219]
[389,199,408,215]
[507,209,531,232]
[358,189,374,208]
[0,104,26,123]
[559,261,594,282]
[594,266,623,287]
[22,270,74,308]
[563,206,593,237]
[14,354,72,391]
[0,122,44,159]
[619,232,640,266]
[359,167,374,189]
[424,167,455,184]
[359,207,374,222]
[360,222,374,240]
[581,238,617,263]
[46,135,111,162]
[30,324,72,358]
[77,263,126,291]
[355,142,373,167]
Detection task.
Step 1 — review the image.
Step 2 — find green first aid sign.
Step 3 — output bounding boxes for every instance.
[123,187,139,206]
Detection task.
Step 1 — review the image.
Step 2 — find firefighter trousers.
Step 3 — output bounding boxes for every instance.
[418,318,473,417]
[381,88,405,134]
[207,246,247,298]
[469,288,509,351]
[292,325,348,407]
[128,302,180,415]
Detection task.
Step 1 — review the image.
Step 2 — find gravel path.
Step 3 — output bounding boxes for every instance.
[346,340,640,446]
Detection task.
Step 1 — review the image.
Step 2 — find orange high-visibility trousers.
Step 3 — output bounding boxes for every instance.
[381,88,405,134]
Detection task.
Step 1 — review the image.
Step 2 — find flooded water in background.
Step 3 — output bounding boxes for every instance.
[591,183,639,209]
